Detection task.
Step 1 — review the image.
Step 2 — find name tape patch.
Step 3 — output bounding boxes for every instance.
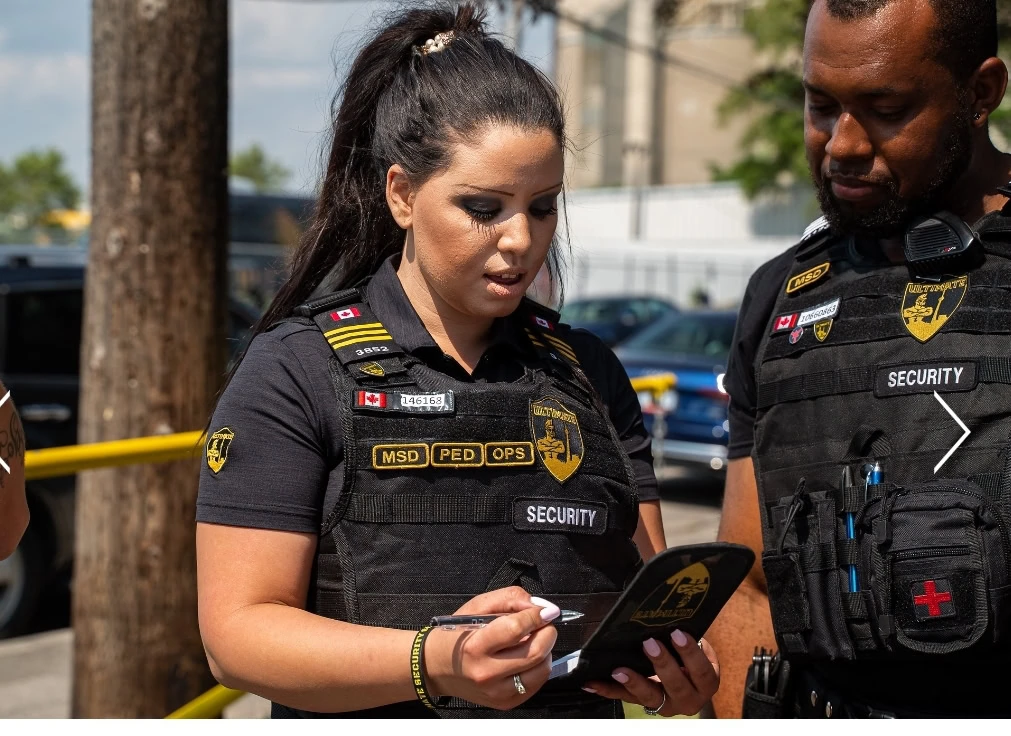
[875,362,978,397]
[772,298,841,335]
[372,441,535,470]
[512,498,608,536]
[354,390,455,414]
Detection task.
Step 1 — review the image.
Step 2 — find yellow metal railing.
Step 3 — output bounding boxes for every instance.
[165,685,246,719]
[25,430,205,481]
[21,373,677,718]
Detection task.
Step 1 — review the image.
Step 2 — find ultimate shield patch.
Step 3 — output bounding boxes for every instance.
[630,561,711,627]
[359,361,385,378]
[206,427,234,474]
[785,262,830,294]
[901,276,968,343]
[814,319,833,342]
[530,397,583,483]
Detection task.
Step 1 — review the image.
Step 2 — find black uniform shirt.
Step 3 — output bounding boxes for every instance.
[197,256,658,534]
[724,247,797,459]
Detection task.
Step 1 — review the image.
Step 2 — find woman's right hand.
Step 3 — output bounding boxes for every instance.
[423,586,560,710]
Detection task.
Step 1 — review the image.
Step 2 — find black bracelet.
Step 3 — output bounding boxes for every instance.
[411,626,440,711]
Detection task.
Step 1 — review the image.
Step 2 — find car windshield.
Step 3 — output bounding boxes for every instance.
[621,313,735,359]
[560,299,662,324]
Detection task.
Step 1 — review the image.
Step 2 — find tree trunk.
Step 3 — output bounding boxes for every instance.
[73,0,228,718]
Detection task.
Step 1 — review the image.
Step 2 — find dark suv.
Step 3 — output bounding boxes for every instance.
[0,246,262,636]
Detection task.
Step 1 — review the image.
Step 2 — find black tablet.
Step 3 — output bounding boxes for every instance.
[548,542,755,685]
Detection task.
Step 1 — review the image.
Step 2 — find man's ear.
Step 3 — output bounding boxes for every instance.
[386,164,414,229]
[970,57,1008,128]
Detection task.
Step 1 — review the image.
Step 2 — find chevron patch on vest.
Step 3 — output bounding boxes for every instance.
[901,276,968,342]
[630,561,710,627]
[785,262,830,294]
[530,397,584,483]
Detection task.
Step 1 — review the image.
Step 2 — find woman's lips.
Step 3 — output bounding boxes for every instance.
[484,273,525,298]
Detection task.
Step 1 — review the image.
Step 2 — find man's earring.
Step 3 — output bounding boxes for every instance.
[975,111,984,122]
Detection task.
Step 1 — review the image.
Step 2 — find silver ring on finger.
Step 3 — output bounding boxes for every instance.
[513,674,527,696]
[642,689,667,716]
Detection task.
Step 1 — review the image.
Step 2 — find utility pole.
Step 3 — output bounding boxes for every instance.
[74,0,228,717]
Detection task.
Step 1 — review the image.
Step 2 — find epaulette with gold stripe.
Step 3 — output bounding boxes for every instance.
[519,298,581,367]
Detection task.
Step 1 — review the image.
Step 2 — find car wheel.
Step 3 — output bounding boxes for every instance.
[0,525,45,638]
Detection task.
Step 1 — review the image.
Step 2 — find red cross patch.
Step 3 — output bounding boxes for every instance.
[911,579,955,621]
[356,390,387,409]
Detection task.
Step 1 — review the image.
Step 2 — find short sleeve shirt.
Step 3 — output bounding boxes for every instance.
[724,246,798,460]
[197,257,659,533]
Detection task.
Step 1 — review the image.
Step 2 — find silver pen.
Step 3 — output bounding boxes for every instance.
[431,610,584,630]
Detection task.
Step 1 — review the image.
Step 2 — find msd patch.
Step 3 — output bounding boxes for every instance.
[785,262,830,295]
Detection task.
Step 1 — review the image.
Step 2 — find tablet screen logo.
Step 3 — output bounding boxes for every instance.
[630,562,710,627]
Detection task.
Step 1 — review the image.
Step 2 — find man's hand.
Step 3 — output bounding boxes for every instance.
[0,383,28,560]
[706,457,775,718]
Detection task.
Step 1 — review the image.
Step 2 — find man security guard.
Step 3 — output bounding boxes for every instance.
[709,0,1011,718]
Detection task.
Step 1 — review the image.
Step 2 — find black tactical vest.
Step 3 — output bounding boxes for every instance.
[272,289,642,718]
[753,211,1011,674]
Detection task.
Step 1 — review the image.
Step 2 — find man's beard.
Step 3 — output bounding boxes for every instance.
[814,107,974,238]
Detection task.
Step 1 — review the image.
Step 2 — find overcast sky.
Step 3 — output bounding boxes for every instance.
[0,0,554,201]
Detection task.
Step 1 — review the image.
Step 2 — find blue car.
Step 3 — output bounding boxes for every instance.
[612,310,737,474]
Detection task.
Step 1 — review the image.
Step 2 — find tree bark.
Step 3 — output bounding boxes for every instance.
[74,0,228,718]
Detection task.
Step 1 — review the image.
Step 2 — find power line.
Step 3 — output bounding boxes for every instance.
[237,0,801,112]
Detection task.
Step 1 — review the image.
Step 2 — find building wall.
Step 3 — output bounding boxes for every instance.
[555,0,761,189]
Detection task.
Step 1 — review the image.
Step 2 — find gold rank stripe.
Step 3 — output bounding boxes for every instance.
[524,328,546,347]
[324,321,384,339]
[542,334,580,364]
[330,333,394,350]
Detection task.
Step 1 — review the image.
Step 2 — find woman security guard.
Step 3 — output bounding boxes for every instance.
[195,2,720,718]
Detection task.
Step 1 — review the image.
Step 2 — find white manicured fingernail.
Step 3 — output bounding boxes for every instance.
[530,596,560,622]
[582,686,597,694]
[611,671,629,684]
[643,638,662,657]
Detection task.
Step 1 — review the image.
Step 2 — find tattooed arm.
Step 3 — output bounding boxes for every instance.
[0,380,28,560]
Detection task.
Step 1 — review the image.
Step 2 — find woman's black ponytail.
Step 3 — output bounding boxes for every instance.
[257,0,565,334]
[209,2,567,424]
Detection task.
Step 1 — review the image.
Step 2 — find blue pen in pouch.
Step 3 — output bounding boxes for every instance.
[842,466,858,592]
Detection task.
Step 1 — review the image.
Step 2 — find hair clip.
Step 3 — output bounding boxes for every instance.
[420,30,455,55]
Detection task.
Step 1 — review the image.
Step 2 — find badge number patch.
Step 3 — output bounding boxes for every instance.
[206,427,234,474]
[901,276,968,343]
[630,562,711,627]
[786,262,830,294]
[354,390,455,414]
[530,397,583,483]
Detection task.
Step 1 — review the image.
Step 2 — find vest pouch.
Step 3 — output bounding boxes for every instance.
[859,480,1011,655]
[764,490,855,660]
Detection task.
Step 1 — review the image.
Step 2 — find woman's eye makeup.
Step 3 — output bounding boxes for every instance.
[461,198,501,221]
[530,195,558,219]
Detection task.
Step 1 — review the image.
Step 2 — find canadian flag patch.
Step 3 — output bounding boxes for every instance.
[772,313,798,332]
[532,315,554,330]
[356,391,387,408]
[331,307,362,321]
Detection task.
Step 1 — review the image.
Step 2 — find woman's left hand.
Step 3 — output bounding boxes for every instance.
[581,630,720,717]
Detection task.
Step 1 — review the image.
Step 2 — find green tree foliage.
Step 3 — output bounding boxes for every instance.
[713,0,1011,198]
[229,143,291,193]
[0,148,81,228]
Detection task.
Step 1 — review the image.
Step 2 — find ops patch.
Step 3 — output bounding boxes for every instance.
[206,427,234,474]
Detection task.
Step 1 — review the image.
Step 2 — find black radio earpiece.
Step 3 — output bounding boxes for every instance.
[903,211,984,278]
